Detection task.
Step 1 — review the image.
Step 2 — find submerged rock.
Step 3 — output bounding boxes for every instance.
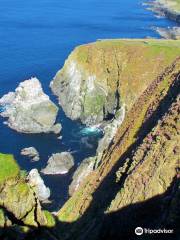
[21,147,40,161]
[41,152,74,175]
[27,169,50,202]
[0,77,61,134]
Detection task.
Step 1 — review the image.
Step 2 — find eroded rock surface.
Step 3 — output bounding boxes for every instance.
[155,27,180,40]
[148,0,180,23]
[0,78,61,134]
[27,169,51,202]
[57,52,180,240]
[41,152,74,175]
[69,105,126,195]
[51,39,180,126]
[21,147,40,161]
[0,153,53,230]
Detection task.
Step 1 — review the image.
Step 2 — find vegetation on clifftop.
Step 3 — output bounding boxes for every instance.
[52,39,180,126]
[0,154,19,185]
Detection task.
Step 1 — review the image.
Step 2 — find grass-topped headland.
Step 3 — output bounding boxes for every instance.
[51,39,180,126]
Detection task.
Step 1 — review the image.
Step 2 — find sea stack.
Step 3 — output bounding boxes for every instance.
[0,77,61,134]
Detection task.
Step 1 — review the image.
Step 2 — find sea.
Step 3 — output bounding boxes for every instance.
[0,0,178,210]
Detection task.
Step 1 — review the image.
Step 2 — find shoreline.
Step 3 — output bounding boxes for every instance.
[147,0,180,23]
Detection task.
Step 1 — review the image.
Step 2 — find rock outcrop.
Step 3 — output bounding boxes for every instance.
[51,39,180,126]
[156,26,180,40]
[0,78,61,134]
[148,0,180,23]
[27,169,51,202]
[0,153,55,238]
[41,152,74,175]
[21,147,40,161]
[69,105,125,196]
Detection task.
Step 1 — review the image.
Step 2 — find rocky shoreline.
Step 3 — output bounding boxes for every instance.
[147,0,180,23]
[146,0,180,39]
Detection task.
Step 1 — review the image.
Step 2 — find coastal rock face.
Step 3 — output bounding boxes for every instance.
[58,39,180,196]
[57,47,180,239]
[155,27,180,40]
[0,78,61,134]
[41,152,74,175]
[149,0,180,23]
[21,147,40,161]
[27,169,51,202]
[69,105,126,195]
[0,153,54,231]
[51,39,180,126]
[69,157,95,196]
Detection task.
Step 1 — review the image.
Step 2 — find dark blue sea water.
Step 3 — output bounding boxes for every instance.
[0,0,178,210]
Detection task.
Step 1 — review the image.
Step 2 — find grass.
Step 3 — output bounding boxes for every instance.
[0,153,20,185]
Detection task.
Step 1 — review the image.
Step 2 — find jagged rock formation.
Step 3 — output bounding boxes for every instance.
[55,44,180,240]
[41,152,74,175]
[21,147,40,162]
[51,39,180,126]
[0,78,61,134]
[156,26,180,40]
[0,153,55,239]
[69,105,126,196]
[149,0,180,23]
[27,169,51,202]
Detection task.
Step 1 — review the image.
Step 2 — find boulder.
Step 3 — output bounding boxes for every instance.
[27,169,50,202]
[21,147,40,161]
[0,77,61,134]
[41,152,74,175]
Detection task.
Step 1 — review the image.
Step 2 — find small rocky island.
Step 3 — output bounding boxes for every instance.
[0,78,61,134]
[41,152,74,175]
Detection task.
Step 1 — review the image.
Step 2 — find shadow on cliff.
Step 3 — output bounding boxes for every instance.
[47,68,180,240]
[0,177,179,240]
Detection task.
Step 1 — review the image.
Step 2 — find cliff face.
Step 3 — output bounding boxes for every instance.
[56,47,180,239]
[51,39,180,125]
[151,0,180,23]
[0,154,55,239]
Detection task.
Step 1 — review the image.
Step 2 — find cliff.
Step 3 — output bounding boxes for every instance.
[55,42,180,239]
[1,39,180,239]
[150,0,180,23]
[51,39,180,126]
[0,153,55,240]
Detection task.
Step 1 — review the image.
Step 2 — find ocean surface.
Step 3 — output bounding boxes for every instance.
[0,0,178,210]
